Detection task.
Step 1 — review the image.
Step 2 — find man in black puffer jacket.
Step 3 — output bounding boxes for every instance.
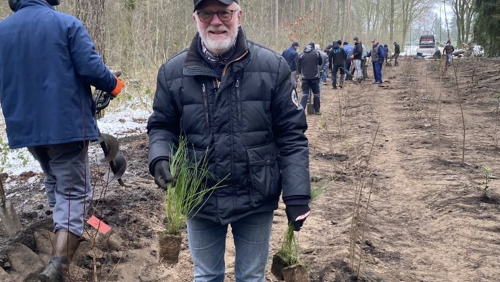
[297,42,323,115]
[328,40,347,89]
[147,0,311,281]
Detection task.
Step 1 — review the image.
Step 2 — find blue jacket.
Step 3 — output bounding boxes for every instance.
[282,46,299,72]
[343,44,354,62]
[0,0,117,148]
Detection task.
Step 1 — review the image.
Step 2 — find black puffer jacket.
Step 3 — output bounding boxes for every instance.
[147,29,310,224]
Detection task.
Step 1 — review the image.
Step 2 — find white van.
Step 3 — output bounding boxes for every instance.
[416,35,439,57]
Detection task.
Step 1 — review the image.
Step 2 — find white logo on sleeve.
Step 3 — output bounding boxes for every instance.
[291,88,300,108]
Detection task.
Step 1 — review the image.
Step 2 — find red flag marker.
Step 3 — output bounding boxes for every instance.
[87,215,112,234]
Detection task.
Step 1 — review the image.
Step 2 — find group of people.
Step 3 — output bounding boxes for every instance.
[0,0,310,281]
[282,37,402,114]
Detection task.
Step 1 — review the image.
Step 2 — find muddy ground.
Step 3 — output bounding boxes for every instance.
[1,57,500,282]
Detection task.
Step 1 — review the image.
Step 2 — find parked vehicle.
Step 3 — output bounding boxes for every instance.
[416,35,439,58]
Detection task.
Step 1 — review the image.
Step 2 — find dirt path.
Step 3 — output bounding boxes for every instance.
[2,58,500,282]
[303,58,500,282]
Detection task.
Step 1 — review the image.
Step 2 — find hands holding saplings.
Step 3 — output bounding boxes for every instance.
[285,205,311,231]
[153,159,174,190]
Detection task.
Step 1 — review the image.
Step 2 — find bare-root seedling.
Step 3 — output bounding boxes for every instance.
[348,125,379,279]
[451,60,467,164]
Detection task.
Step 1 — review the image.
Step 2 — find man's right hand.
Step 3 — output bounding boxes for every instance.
[153,160,174,190]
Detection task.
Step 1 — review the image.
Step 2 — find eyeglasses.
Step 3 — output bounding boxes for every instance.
[197,10,237,23]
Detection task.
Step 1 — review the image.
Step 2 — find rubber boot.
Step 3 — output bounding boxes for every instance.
[38,229,80,282]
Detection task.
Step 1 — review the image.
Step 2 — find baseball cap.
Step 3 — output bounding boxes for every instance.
[353,36,359,41]
[193,0,238,11]
[292,41,300,47]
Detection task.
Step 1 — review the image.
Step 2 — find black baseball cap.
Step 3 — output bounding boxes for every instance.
[292,41,300,47]
[194,0,238,11]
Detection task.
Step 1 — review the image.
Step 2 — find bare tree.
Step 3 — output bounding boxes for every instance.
[76,0,106,59]
[390,0,395,43]
[401,0,433,49]
[449,0,476,48]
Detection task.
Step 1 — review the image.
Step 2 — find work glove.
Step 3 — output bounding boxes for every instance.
[153,159,174,190]
[110,75,125,97]
[285,205,311,231]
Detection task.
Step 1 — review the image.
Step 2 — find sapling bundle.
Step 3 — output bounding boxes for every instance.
[159,137,226,264]
[271,185,328,281]
[271,224,308,282]
[278,224,300,266]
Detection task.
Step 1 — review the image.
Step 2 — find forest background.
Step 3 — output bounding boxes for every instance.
[0,0,499,98]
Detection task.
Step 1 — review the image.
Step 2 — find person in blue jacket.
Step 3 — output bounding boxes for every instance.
[0,0,125,281]
[343,41,354,80]
[366,39,385,84]
[282,41,300,87]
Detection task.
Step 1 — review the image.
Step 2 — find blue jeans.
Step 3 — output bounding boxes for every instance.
[446,53,452,64]
[28,142,91,237]
[372,62,383,83]
[187,212,274,282]
[320,70,327,84]
[354,59,362,80]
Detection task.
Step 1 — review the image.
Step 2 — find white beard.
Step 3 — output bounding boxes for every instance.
[199,28,238,55]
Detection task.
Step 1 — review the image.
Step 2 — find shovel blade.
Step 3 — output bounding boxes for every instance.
[0,201,22,236]
[103,154,127,184]
[99,133,120,164]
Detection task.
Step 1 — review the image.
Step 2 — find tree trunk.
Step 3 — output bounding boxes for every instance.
[275,0,279,40]
[76,0,106,60]
[390,0,395,43]
[121,0,135,76]
[345,0,353,40]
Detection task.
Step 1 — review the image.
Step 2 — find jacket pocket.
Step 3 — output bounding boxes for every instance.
[247,143,281,205]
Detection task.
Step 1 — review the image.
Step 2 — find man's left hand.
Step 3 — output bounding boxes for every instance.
[285,205,311,231]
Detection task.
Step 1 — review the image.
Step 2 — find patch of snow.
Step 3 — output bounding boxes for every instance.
[97,108,150,138]
[27,176,37,184]
[0,108,150,178]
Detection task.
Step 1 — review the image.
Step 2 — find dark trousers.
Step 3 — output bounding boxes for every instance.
[331,65,345,88]
[345,61,352,80]
[300,79,320,113]
[362,59,368,78]
[372,62,383,83]
[28,141,91,237]
[394,53,399,66]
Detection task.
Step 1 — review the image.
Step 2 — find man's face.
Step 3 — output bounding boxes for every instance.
[193,0,242,55]
[372,41,377,46]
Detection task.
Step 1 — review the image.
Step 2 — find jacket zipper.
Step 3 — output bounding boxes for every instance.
[201,83,209,127]
[222,50,249,77]
[235,79,241,124]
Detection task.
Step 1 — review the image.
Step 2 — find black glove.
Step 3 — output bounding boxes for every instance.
[153,159,174,190]
[285,205,311,231]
